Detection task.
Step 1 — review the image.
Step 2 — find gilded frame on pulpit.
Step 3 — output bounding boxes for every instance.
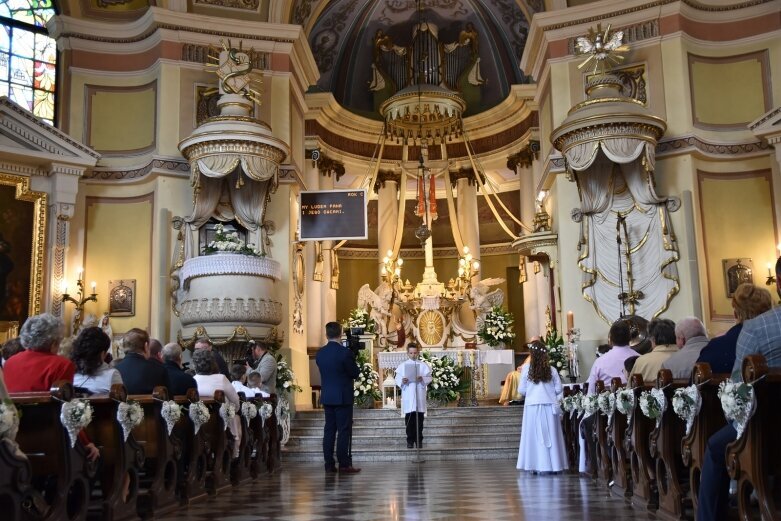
[0,174,47,324]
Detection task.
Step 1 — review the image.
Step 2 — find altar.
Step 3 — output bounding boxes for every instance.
[377,349,515,399]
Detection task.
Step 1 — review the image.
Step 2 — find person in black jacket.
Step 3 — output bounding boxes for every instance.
[115,328,170,394]
[162,342,197,396]
[193,338,230,380]
[315,322,360,474]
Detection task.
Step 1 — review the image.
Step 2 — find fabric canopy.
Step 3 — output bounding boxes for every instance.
[564,137,655,172]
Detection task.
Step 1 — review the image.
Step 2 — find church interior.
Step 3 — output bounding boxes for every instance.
[1,0,780,519]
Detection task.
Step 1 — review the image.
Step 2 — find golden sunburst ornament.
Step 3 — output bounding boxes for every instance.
[204,39,263,106]
[575,24,630,75]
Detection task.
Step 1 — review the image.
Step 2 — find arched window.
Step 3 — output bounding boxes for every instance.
[0,0,57,125]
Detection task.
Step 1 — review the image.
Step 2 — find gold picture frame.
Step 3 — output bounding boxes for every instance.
[0,173,47,323]
[722,258,754,299]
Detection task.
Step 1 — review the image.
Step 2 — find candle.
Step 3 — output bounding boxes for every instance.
[567,311,574,331]
[61,280,68,295]
[769,263,773,277]
[90,281,97,293]
[77,268,83,281]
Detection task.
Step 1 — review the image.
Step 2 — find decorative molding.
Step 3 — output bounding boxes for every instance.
[749,106,781,131]
[84,81,158,156]
[449,167,485,188]
[587,64,647,105]
[83,158,190,180]
[373,170,401,193]
[0,162,47,177]
[193,0,260,10]
[316,153,345,182]
[337,243,517,259]
[655,136,770,157]
[179,297,283,326]
[181,44,269,69]
[506,140,540,171]
[58,23,298,46]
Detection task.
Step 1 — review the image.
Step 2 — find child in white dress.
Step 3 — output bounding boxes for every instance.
[516,340,568,473]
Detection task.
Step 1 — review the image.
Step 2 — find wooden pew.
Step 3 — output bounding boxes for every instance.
[567,385,581,475]
[230,392,253,485]
[608,377,632,499]
[580,383,598,479]
[11,382,93,521]
[249,395,280,475]
[648,369,690,520]
[173,390,208,505]
[594,380,613,487]
[84,384,145,521]
[726,354,781,521]
[0,437,34,521]
[625,374,658,511]
[681,363,728,519]
[202,390,231,495]
[129,386,180,518]
[561,387,577,472]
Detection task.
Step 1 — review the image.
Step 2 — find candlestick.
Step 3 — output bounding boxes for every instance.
[90,281,97,293]
[566,311,574,332]
[77,268,83,281]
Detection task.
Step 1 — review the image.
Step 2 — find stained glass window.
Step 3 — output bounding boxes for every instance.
[0,0,57,125]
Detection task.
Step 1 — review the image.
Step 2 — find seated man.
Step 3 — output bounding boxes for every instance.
[632,318,678,383]
[662,317,709,380]
[499,364,524,406]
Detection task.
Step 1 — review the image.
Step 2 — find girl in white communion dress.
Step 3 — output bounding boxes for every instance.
[516,339,568,473]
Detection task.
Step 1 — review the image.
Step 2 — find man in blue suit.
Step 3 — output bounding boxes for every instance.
[315,322,361,474]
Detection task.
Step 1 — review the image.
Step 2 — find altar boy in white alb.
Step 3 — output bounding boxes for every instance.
[394,344,433,448]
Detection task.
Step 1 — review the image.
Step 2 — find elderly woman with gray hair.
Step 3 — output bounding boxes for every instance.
[4,313,100,461]
[192,349,242,458]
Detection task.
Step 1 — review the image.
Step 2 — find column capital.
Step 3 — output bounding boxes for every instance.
[506,140,540,171]
[449,167,484,189]
[373,170,401,193]
[306,150,345,182]
[50,202,75,221]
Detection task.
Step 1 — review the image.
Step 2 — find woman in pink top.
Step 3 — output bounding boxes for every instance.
[191,349,242,458]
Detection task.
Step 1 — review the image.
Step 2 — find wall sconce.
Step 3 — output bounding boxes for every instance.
[61,269,98,335]
[768,262,778,286]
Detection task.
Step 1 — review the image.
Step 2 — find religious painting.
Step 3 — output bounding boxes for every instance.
[109,279,136,316]
[722,258,754,298]
[0,174,46,325]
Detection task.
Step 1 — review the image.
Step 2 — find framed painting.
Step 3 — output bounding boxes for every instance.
[0,174,47,325]
[109,279,136,317]
[722,258,754,299]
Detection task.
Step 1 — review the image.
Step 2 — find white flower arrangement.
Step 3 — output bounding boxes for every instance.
[615,389,635,417]
[597,391,616,420]
[161,400,181,435]
[60,398,94,447]
[259,402,273,427]
[342,308,377,334]
[0,401,20,441]
[478,306,516,347]
[581,393,599,418]
[203,223,264,257]
[419,352,468,403]
[353,351,380,404]
[560,395,577,415]
[189,401,210,435]
[717,380,755,440]
[568,392,583,418]
[219,402,236,431]
[117,400,144,441]
[240,401,258,422]
[639,388,667,426]
[672,385,702,436]
[275,353,303,395]
[543,329,568,378]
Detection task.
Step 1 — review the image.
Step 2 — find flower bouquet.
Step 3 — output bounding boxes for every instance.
[560,395,577,416]
[581,393,599,418]
[478,306,516,348]
[60,399,94,447]
[615,388,635,417]
[717,380,755,439]
[353,351,381,408]
[597,390,616,420]
[161,400,181,435]
[543,328,568,378]
[219,402,236,431]
[342,308,377,335]
[639,388,666,426]
[420,352,469,405]
[0,401,20,441]
[189,401,210,435]
[117,400,144,441]
[240,401,258,422]
[203,223,264,257]
[260,403,273,427]
[275,353,303,395]
[672,385,702,436]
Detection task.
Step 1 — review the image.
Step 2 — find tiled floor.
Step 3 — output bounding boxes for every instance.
[158,461,658,520]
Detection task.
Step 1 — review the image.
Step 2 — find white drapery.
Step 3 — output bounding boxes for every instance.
[566,138,679,323]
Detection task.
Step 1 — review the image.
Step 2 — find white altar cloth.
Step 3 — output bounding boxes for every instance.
[377,349,514,369]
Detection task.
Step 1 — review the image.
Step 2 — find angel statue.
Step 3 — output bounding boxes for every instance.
[357,282,394,347]
[469,277,505,328]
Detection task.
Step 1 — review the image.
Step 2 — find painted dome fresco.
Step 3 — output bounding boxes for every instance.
[301,0,543,119]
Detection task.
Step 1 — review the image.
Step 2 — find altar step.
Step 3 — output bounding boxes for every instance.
[284,405,523,462]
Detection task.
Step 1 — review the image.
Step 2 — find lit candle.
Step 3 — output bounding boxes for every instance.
[567,311,574,331]
[77,268,83,281]
[769,263,773,277]
[90,281,97,293]
[61,280,68,295]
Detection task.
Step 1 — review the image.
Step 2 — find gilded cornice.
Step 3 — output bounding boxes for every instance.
[82,158,190,181]
[373,170,401,193]
[448,167,485,188]
[507,140,541,171]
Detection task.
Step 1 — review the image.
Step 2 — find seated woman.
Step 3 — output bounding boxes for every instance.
[71,327,123,395]
[192,349,242,458]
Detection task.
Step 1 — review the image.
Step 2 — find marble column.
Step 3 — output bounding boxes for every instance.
[456,174,481,282]
[376,174,399,282]
[518,164,539,339]
[304,157,323,348]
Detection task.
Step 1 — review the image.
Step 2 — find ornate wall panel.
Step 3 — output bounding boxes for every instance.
[85,81,157,155]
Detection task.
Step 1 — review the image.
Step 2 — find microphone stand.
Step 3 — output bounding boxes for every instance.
[616,214,627,318]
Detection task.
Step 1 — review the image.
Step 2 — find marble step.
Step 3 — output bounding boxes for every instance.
[290,424,520,437]
[283,445,519,462]
[292,411,523,428]
[286,432,521,449]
